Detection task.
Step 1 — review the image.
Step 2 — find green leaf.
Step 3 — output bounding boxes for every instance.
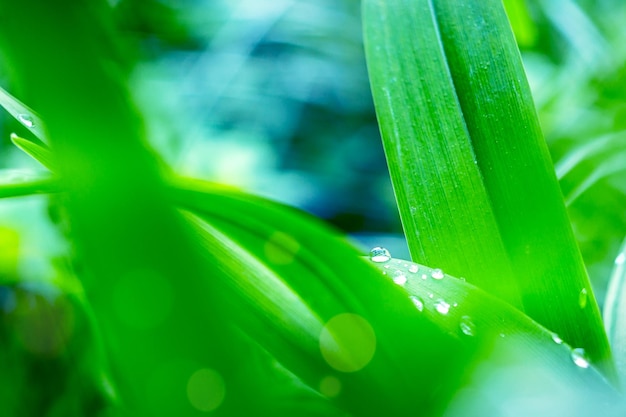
[0,170,57,199]
[362,0,523,309]
[604,238,626,382]
[363,0,615,380]
[10,134,56,171]
[0,86,48,142]
[172,179,622,414]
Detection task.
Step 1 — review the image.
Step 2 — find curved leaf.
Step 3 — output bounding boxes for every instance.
[172,179,623,415]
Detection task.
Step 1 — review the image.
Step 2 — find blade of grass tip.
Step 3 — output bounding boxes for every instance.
[0,86,48,142]
[429,0,615,380]
[362,0,524,309]
[604,238,626,384]
[10,133,56,171]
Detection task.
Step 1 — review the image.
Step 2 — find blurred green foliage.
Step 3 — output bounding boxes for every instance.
[0,0,626,416]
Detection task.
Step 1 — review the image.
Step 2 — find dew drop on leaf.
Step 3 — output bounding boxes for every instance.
[392,270,407,286]
[579,288,588,309]
[551,333,563,345]
[616,253,625,265]
[431,269,444,280]
[369,247,391,263]
[571,348,590,369]
[409,295,424,312]
[434,299,450,315]
[459,315,475,336]
[18,114,35,128]
[408,264,418,273]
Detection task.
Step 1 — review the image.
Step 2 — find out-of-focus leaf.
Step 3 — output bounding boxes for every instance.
[0,170,57,199]
[0,281,116,417]
[363,0,615,380]
[10,134,56,171]
[604,238,626,382]
[502,0,537,47]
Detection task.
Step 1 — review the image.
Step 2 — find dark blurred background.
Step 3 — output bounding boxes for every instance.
[1,0,626,303]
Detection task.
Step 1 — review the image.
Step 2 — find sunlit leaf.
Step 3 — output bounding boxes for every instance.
[363,0,615,380]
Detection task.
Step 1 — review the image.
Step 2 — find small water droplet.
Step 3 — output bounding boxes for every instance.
[392,271,407,286]
[499,333,506,338]
[435,299,450,315]
[409,296,424,312]
[369,247,391,263]
[616,253,626,265]
[408,265,418,273]
[551,333,563,345]
[18,114,35,128]
[571,348,589,369]
[579,288,588,309]
[452,302,458,307]
[431,269,444,280]
[428,293,434,299]
[459,316,475,336]
[421,274,427,280]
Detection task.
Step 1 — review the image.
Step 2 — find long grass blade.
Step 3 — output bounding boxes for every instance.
[363,0,615,379]
[604,238,626,383]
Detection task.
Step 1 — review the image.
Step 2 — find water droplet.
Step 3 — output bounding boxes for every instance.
[428,293,434,299]
[18,114,35,128]
[408,265,419,273]
[571,348,589,369]
[452,302,458,307]
[431,269,444,280]
[579,288,588,309]
[435,299,450,315]
[409,295,424,312]
[551,333,563,345]
[616,253,626,265]
[369,247,391,263]
[421,274,427,280]
[459,316,475,336]
[392,271,407,286]
[499,333,506,338]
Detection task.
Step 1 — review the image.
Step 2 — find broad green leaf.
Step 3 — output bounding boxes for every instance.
[604,238,626,383]
[363,0,615,380]
[172,179,623,415]
[0,86,48,142]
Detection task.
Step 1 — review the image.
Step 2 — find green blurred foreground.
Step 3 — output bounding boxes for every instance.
[1,0,626,416]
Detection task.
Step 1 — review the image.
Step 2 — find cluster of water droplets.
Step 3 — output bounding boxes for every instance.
[550,332,590,369]
[368,247,477,337]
